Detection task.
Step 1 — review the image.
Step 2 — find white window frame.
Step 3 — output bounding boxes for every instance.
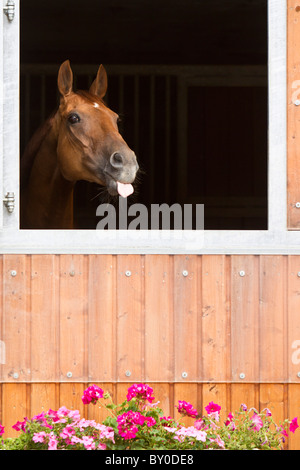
[1,0,298,255]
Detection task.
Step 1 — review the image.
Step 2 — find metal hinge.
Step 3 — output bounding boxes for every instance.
[3,192,15,213]
[3,0,15,22]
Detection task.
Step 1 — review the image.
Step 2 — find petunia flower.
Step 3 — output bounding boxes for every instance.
[32,431,47,443]
[12,418,28,432]
[289,417,299,434]
[250,413,263,431]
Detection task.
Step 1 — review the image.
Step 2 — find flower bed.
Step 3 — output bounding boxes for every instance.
[0,383,298,450]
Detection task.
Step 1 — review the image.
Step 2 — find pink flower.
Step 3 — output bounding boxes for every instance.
[98,442,107,450]
[209,436,225,449]
[250,413,263,431]
[82,435,96,450]
[12,418,28,432]
[33,431,47,443]
[0,424,4,436]
[176,400,198,418]
[33,411,53,429]
[145,416,156,427]
[117,411,146,440]
[174,426,207,443]
[99,424,115,443]
[194,418,205,430]
[60,425,75,439]
[205,402,221,415]
[82,385,104,405]
[126,384,155,404]
[290,417,299,434]
[225,412,234,426]
[48,432,58,450]
[264,408,272,417]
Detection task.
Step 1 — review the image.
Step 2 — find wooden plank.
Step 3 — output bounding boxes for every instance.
[144,255,174,382]
[30,383,58,417]
[87,255,116,382]
[173,382,198,426]
[116,255,144,382]
[230,383,259,416]
[59,383,85,416]
[201,255,230,381]
[59,255,88,381]
[148,382,172,418]
[2,255,31,382]
[2,383,27,438]
[287,255,300,382]
[230,256,259,382]
[287,384,300,450]
[30,255,59,381]
[202,383,229,423]
[259,383,285,423]
[173,255,200,381]
[259,256,288,382]
[287,1,300,229]
[0,256,3,381]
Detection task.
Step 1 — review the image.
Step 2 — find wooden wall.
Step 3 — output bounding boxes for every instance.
[288,1,300,228]
[1,254,300,449]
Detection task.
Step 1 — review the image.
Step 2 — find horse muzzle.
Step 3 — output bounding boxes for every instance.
[104,151,139,197]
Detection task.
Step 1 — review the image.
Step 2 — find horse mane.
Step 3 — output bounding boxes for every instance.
[20,110,56,189]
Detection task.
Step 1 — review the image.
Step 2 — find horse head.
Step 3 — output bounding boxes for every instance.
[56,60,139,198]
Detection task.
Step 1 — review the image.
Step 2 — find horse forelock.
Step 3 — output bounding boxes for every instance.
[76,90,105,107]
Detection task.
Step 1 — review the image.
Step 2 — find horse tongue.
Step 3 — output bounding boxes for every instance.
[117,181,134,198]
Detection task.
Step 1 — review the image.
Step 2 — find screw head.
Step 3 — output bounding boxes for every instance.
[66,371,72,378]
[297,372,300,378]
[125,270,131,277]
[296,202,300,208]
[10,270,17,277]
[182,270,188,277]
[13,372,19,379]
[239,373,246,379]
[125,370,131,377]
[239,270,245,277]
[181,371,188,378]
[295,100,300,106]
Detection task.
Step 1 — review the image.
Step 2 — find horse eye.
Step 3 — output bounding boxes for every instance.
[68,113,80,124]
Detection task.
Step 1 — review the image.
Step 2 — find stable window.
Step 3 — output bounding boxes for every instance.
[0,0,295,253]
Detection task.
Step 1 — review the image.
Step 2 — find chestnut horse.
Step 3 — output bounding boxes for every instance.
[20,60,139,229]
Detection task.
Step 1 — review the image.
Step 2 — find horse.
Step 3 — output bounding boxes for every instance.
[20,60,139,229]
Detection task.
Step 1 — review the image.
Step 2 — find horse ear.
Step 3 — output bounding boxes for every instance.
[57,60,73,97]
[89,65,108,98]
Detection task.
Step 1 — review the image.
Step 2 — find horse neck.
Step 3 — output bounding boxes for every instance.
[22,115,75,229]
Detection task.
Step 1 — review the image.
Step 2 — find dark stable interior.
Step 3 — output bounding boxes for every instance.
[20,0,268,230]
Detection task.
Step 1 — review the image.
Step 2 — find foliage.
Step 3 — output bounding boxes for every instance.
[0,383,298,450]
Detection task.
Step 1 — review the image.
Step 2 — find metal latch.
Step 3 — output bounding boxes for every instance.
[3,192,15,213]
[3,0,15,22]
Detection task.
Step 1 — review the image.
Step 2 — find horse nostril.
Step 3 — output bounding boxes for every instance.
[110,152,124,169]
